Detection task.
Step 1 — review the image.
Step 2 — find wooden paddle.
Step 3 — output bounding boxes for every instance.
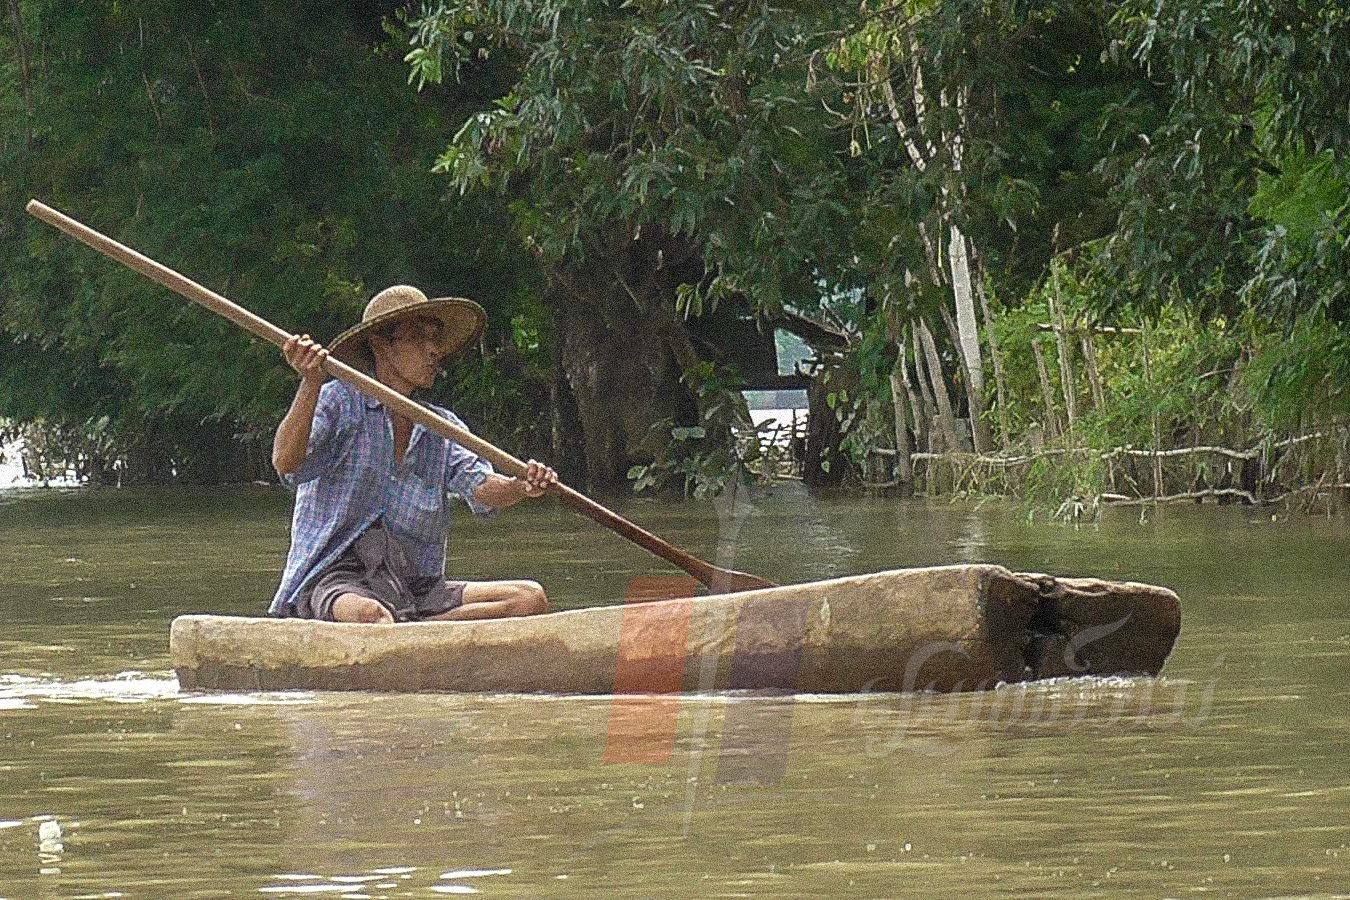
[26,199,776,594]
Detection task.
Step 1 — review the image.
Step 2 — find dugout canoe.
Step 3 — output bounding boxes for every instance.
[171,565,1180,694]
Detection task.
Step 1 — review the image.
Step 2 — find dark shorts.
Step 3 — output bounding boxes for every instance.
[296,521,466,623]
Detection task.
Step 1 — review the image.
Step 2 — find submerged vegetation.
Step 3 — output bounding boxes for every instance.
[1,0,1346,512]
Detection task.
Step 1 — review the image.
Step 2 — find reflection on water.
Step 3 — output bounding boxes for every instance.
[952,511,990,558]
[0,484,1347,896]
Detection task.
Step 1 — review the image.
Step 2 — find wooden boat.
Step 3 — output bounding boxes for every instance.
[171,565,1180,694]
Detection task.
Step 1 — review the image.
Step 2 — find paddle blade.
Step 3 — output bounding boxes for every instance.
[704,568,777,594]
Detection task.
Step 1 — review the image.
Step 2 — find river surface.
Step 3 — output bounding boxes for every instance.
[0,483,1346,898]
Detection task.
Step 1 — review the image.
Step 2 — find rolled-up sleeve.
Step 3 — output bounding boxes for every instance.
[443,414,497,517]
[280,381,348,487]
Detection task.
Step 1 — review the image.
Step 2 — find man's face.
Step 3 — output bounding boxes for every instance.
[373,317,446,390]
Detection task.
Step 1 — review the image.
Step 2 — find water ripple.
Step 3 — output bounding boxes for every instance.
[0,671,179,703]
[0,671,317,706]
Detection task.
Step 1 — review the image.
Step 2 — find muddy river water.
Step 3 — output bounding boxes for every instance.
[1,484,1346,897]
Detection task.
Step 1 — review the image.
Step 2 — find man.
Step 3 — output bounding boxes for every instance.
[268,285,557,624]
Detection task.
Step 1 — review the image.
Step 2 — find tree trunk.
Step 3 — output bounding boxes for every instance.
[1081,333,1105,410]
[1141,322,1163,497]
[1336,427,1348,514]
[940,305,989,455]
[552,276,697,493]
[1031,335,1060,440]
[1048,261,1078,430]
[545,371,589,485]
[873,50,987,457]
[889,354,914,497]
[973,270,1009,448]
[804,366,848,488]
[947,225,990,451]
[910,323,939,452]
[917,318,965,452]
[900,341,926,455]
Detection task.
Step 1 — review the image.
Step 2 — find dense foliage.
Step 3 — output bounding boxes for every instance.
[1,0,530,483]
[2,0,1346,508]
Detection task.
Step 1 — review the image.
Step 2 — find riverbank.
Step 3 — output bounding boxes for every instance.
[0,435,78,489]
[859,427,1350,519]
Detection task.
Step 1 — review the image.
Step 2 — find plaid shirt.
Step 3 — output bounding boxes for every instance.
[268,379,495,617]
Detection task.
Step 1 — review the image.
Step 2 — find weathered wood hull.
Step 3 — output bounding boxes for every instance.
[170,565,1180,694]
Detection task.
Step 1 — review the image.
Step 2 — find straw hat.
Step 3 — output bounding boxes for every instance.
[328,285,486,373]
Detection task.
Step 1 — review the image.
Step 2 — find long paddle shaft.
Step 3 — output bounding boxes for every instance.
[26,199,776,594]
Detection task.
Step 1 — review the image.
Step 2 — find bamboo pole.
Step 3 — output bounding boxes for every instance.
[1030,334,1060,440]
[910,323,939,451]
[1036,324,1142,335]
[1048,261,1078,429]
[947,225,988,450]
[1081,332,1106,410]
[941,305,988,453]
[899,333,926,454]
[1141,321,1164,497]
[918,317,965,452]
[884,314,916,496]
[974,275,1009,448]
[889,361,915,496]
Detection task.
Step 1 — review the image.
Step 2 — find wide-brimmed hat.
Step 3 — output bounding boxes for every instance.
[328,285,486,373]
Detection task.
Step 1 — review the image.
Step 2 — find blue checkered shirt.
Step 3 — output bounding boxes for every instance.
[268,379,495,617]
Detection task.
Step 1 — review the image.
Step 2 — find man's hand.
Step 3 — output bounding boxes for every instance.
[284,333,329,387]
[273,334,330,476]
[474,463,559,509]
[518,459,558,498]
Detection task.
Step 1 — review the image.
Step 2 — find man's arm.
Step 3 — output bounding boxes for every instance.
[472,460,558,509]
[272,334,329,476]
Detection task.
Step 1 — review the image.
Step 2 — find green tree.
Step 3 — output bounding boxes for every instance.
[828,0,1164,468]
[404,0,855,490]
[1,0,529,483]
[1101,0,1349,414]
